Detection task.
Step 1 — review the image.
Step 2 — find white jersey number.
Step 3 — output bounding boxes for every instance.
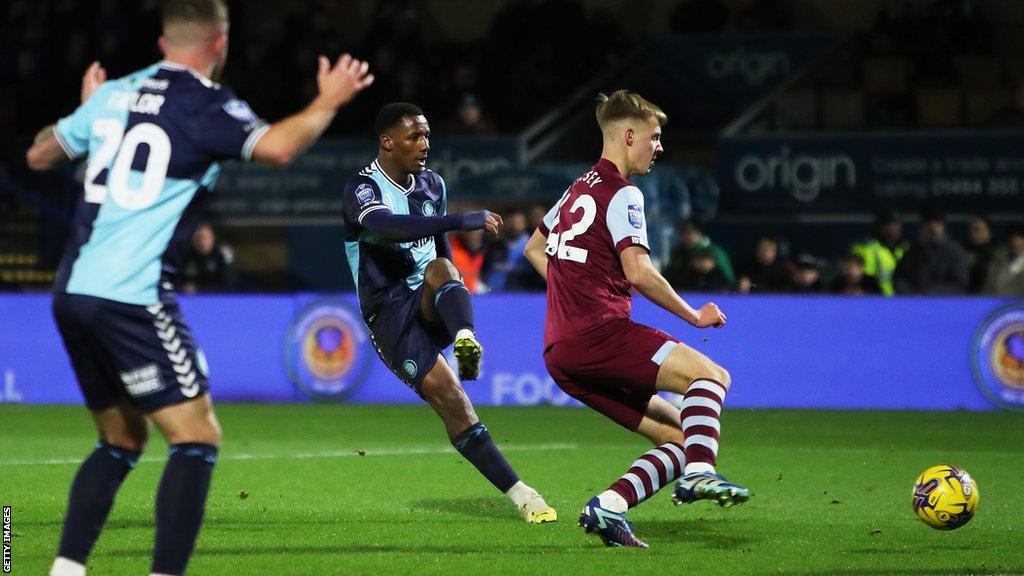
[84,120,171,211]
[545,194,597,263]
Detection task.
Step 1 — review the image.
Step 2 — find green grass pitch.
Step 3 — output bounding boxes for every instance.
[2,404,1022,575]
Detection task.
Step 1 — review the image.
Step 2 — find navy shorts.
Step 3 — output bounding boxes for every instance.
[368,285,452,391]
[52,293,210,413]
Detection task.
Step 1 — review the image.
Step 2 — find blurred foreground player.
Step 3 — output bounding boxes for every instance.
[524,91,750,548]
[341,102,556,524]
[25,1,373,574]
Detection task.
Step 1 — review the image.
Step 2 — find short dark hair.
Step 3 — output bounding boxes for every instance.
[163,0,228,27]
[376,102,424,136]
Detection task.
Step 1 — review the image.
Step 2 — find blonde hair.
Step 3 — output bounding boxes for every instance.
[595,90,667,131]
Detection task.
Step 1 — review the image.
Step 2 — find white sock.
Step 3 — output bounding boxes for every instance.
[504,480,533,506]
[597,490,629,513]
[455,328,475,342]
[684,462,715,475]
[50,557,86,576]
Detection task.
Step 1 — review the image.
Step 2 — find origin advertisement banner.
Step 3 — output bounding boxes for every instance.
[717,133,1024,214]
[0,294,1019,411]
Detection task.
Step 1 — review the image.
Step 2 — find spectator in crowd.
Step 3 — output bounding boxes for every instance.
[443,94,498,136]
[737,234,790,293]
[851,209,907,296]
[894,208,969,294]
[788,253,823,293]
[181,223,237,294]
[499,211,546,291]
[527,204,549,234]
[983,225,1024,296]
[965,216,996,294]
[672,248,732,293]
[663,220,735,289]
[827,253,883,295]
[450,228,489,293]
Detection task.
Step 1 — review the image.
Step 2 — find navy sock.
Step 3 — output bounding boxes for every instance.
[58,441,140,563]
[151,443,218,576]
[434,280,474,339]
[451,423,520,493]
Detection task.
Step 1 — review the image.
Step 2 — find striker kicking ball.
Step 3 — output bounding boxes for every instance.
[911,465,979,530]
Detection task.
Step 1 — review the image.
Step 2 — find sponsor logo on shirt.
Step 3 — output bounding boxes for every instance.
[628,204,644,229]
[355,183,375,205]
[223,99,257,122]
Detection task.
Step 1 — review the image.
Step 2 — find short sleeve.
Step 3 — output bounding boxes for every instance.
[188,89,268,161]
[54,84,110,160]
[538,189,570,236]
[606,185,650,253]
[343,177,391,226]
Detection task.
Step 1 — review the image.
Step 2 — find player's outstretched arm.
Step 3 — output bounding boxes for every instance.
[25,125,67,171]
[361,210,498,243]
[620,246,726,328]
[26,61,107,171]
[251,54,374,166]
[523,228,549,281]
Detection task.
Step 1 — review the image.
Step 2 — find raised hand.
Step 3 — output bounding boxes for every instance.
[484,211,504,237]
[81,61,107,103]
[316,54,375,109]
[692,302,726,328]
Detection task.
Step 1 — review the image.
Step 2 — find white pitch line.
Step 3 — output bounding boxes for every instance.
[0,442,578,467]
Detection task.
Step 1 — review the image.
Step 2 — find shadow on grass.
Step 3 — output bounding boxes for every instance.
[640,519,759,550]
[411,497,513,520]
[99,543,569,558]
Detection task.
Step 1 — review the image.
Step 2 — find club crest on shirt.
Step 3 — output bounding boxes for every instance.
[355,183,375,206]
[628,204,643,229]
[421,200,436,217]
[223,99,256,122]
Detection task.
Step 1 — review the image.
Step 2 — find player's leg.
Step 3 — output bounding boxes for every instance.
[50,295,147,576]
[139,302,220,576]
[575,394,686,548]
[147,394,221,576]
[419,356,556,523]
[654,342,749,507]
[419,258,481,380]
[51,402,148,576]
[594,398,688,506]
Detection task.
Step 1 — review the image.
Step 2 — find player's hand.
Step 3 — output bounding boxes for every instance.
[484,211,503,238]
[81,61,107,103]
[316,54,375,109]
[692,302,726,328]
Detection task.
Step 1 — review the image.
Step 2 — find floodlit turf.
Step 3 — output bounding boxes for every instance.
[1,404,1022,575]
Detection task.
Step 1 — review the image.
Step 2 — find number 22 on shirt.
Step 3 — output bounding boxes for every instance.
[545,194,597,264]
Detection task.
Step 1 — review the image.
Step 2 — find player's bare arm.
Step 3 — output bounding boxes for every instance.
[252,54,374,166]
[523,228,549,281]
[619,245,726,328]
[26,61,106,171]
[26,125,67,171]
